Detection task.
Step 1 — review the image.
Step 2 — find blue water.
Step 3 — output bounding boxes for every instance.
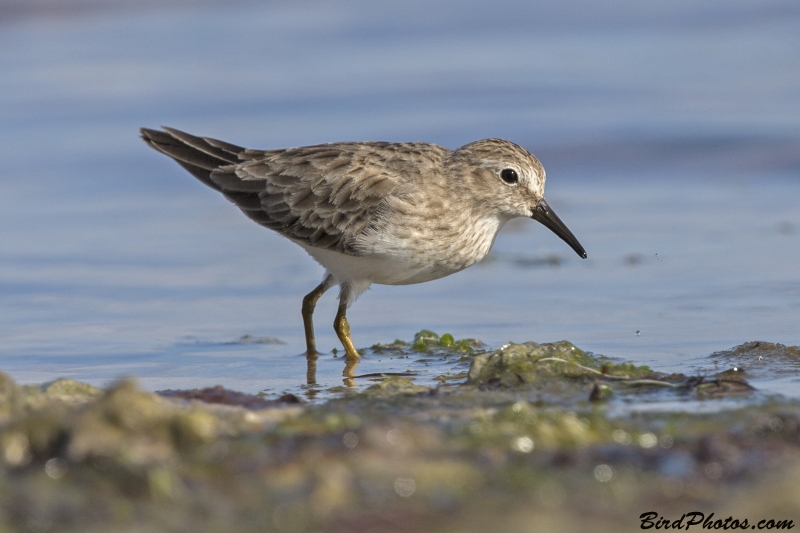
[1,0,799,400]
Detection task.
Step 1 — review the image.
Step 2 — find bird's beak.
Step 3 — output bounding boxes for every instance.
[531,199,587,259]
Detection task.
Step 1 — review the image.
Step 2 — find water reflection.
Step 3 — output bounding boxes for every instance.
[306,351,359,388]
[306,352,318,385]
[342,358,358,387]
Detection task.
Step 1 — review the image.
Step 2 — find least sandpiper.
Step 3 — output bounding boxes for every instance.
[141,127,586,372]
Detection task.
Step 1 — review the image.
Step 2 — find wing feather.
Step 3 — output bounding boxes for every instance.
[207,143,421,253]
[142,127,449,255]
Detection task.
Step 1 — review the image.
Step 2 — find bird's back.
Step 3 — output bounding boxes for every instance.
[141,127,449,255]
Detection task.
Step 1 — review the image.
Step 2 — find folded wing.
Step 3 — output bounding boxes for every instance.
[141,127,405,254]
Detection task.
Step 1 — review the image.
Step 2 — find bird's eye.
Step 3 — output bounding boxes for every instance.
[500,168,518,184]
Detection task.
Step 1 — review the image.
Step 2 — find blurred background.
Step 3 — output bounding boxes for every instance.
[1,0,798,396]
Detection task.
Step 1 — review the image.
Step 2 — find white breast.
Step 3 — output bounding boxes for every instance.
[296,242,432,286]
[293,210,507,308]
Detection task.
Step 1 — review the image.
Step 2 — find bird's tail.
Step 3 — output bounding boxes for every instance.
[140,126,245,191]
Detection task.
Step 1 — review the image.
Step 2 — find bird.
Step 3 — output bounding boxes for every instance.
[140,127,587,373]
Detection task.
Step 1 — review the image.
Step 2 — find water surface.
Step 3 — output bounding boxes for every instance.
[1,0,798,401]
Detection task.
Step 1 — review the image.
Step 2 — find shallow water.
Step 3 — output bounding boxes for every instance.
[1,0,798,401]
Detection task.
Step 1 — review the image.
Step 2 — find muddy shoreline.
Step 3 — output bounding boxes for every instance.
[2,333,799,532]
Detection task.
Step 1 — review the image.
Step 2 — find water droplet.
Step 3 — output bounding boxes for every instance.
[594,464,613,483]
[512,436,534,453]
[343,432,359,449]
[612,429,632,445]
[638,433,658,449]
[769,417,784,431]
[394,477,416,497]
[386,429,401,444]
[45,458,67,480]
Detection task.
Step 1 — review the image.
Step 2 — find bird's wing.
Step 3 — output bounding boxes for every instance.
[142,127,448,254]
[210,142,421,254]
[141,126,249,189]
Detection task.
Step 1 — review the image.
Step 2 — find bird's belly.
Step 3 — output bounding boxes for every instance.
[295,242,463,286]
[294,214,502,286]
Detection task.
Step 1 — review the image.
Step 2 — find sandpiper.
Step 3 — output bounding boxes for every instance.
[141,127,586,369]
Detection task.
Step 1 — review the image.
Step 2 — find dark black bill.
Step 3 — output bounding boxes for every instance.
[531,200,587,259]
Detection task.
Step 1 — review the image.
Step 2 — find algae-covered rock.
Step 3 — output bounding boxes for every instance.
[365,376,430,396]
[66,379,219,465]
[712,341,800,363]
[694,341,800,394]
[43,378,102,401]
[463,340,757,403]
[459,400,608,450]
[709,341,800,382]
[467,340,651,388]
[0,372,22,421]
[468,341,591,386]
[0,335,797,533]
[159,385,301,408]
[589,382,614,402]
[1,374,106,424]
[691,376,756,397]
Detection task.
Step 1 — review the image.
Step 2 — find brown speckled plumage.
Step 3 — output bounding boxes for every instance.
[140,126,586,364]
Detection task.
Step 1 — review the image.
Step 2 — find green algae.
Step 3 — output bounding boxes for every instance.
[712,341,800,363]
[405,329,482,354]
[1,337,800,532]
[467,340,654,386]
[462,339,757,405]
[0,374,103,424]
[706,341,800,384]
[0,372,23,421]
[365,376,429,396]
[42,379,102,400]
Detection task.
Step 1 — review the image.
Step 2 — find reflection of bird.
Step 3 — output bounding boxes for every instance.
[141,127,586,374]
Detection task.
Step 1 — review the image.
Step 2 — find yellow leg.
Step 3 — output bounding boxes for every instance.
[335,300,360,386]
[301,275,334,357]
[333,300,360,360]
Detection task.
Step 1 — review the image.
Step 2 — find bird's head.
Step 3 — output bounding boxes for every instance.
[449,138,587,259]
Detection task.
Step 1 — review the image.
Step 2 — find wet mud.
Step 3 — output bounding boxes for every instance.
[1,333,799,532]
